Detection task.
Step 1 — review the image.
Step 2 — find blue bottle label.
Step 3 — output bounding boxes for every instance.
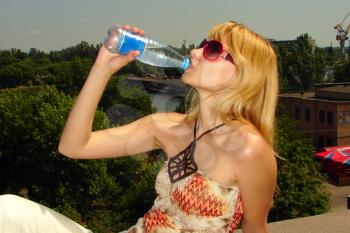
[118,31,147,56]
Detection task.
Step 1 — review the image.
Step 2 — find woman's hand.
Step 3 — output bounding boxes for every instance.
[93,24,146,77]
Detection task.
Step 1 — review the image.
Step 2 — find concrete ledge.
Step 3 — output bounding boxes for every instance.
[235,209,350,233]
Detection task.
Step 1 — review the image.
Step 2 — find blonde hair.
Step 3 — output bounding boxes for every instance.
[184,20,284,160]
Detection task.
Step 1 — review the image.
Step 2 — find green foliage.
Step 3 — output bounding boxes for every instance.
[275,35,349,91]
[0,48,27,60]
[0,56,19,66]
[0,58,36,88]
[115,60,144,77]
[0,41,183,95]
[0,41,198,93]
[0,84,162,232]
[100,76,154,119]
[268,113,331,222]
[38,57,93,96]
[333,58,350,82]
[0,85,113,205]
[101,155,165,232]
[274,34,328,92]
[48,41,99,62]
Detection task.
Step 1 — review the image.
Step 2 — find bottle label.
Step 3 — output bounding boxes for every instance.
[118,31,147,56]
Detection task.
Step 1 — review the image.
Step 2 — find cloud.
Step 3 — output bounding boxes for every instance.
[27,30,39,35]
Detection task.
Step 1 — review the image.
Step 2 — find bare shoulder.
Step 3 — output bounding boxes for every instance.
[224,122,276,171]
[230,124,277,228]
[231,123,277,185]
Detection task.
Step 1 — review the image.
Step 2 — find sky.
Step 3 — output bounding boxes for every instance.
[0,0,349,52]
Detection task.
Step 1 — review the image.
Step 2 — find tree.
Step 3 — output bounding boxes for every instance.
[274,34,328,92]
[100,76,154,117]
[291,34,316,90]
[0,58,36,88]
[268,109,331,222]
[48,41,99,62]
[333,58,350,82]
[275,44,293,91]
[0,85,113,214]
[35,57,93,96]
[0,85,163,232]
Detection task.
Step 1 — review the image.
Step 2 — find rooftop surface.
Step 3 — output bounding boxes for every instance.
[278,84,350,102]
[236,182,350,233]
[236,209,349,233]
[318,85,350,94]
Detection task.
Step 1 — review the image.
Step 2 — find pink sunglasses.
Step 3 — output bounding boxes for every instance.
[197,39,235,65]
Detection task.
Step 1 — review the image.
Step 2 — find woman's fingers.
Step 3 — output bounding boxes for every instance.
[123,25,131,30]
[132,26,145,35]
[122,24,145,36]
[138,29,145,36]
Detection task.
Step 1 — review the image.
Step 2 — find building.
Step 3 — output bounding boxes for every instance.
[279,83,350,150]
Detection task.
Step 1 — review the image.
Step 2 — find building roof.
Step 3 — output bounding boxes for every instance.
[318,85,350,94]
[279,91,315,98]
[279,83,350,103]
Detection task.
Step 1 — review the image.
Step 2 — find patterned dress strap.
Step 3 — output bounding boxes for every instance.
[167,118,226,183]
[193,118,226,142]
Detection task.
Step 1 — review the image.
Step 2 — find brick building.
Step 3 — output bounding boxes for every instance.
[279,83,350,150]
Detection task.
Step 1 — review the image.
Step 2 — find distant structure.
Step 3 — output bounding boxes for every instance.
[279,83,350,150]
[334,11,350,58]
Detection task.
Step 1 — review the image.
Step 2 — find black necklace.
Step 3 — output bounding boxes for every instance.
[167,118,226,183]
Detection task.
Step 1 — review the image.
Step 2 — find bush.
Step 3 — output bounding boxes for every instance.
[269,113,331,222]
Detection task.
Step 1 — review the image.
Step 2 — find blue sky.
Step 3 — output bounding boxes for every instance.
[0,0,349,52]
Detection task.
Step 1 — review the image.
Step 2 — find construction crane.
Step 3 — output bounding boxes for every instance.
[334,11,350,55]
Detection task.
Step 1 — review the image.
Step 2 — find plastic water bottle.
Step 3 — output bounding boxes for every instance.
[103,25,191,70]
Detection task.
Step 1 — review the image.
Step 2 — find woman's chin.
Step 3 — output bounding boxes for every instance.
[180,72,190,82]
[181,73,196,87]
[182,68,194,79]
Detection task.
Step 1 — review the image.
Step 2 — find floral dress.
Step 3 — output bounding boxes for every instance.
[120,118,244,233]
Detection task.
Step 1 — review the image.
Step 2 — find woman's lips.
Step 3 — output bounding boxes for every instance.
[185,62,195,71]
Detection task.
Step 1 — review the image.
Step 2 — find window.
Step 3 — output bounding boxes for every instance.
[305,108,311,121]
[326,137,333,146]
[327,111,333,125]
[319,135,325,147]
[294,106,300,119]
[319,110,325,123]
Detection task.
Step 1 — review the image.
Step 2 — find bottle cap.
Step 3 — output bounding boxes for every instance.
[181,57,191,70]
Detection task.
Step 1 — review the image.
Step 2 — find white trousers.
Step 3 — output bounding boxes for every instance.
[0,194,93,233]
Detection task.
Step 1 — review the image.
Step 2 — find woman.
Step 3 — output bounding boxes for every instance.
[0,20,279,233]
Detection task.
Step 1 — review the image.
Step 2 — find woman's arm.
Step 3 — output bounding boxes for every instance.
[234,131,277,233]
[58,25,161,159]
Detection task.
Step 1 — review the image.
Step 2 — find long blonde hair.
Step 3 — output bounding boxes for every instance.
[184,20,284,160]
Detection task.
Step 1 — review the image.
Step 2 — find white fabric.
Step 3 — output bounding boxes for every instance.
[0,194,93,233]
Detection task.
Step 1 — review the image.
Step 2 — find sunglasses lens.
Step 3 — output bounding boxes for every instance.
[196,39,234,65]
[204,41,223,60]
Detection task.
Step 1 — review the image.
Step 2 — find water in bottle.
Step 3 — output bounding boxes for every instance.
[103,25,191,70]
